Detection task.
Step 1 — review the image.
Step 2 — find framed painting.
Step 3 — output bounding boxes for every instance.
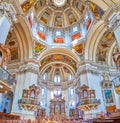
[104,89,114,104]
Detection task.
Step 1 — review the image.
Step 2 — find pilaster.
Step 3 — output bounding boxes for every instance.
[11,61,40,120]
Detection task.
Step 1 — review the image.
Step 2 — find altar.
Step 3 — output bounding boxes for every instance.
[50,92,65,116]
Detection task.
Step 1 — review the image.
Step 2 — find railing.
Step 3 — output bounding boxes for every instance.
[77,98,101,106]
[0,66,14,86]
[18,98,40,111]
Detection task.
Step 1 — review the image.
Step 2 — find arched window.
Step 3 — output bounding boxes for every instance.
[40,101,45,108]
[54,70,60,83]
[70,89,74,96]
[43,71,48,80]
[67,71,72,80]
[54,90,61,96]
[41,88,45,96]
[70,101,75,107]
[72,26,78,33]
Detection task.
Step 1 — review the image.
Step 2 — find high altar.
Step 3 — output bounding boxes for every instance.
[50,92,65,116]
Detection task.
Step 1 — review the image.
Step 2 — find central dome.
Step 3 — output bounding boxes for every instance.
[20,0,104,46]
[21,0,104,29]
[53,0,66,7]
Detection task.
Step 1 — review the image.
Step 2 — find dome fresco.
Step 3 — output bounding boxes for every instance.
[21,0,104,28]
[20,0,104,47]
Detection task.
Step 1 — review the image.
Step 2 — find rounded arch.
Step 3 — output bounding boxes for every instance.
[13,15,33,60]
[108,42,116,67]
[85,20,106,61]
[39,48,80,63]
[89,0,112,11]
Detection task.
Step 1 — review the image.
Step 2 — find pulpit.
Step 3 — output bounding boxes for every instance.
[50,92,65,116]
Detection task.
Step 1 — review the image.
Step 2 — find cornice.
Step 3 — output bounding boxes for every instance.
[7,58,40,74]
[77,60,117,75]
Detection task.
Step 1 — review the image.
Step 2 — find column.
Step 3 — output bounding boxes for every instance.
[11,61,39,120]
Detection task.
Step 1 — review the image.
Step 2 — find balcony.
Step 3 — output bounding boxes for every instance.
[0,66,14,93]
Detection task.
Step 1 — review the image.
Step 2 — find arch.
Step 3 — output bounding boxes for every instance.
[85,20,105,61]
[108,42,116,67]
[39,48,80,63]
[12,15,33,60]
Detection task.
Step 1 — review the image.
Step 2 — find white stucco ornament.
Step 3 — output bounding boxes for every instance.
[53,0,66,7]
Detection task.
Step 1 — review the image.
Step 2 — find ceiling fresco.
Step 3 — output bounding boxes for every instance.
[20,0,104,28]
[34,42,45,54]
[41,54,76,70]
[96,32,115,64]
[6,32,19,62]
[72,43,84,56]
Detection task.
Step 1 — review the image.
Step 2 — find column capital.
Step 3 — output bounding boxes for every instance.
[18,62,39,75]
[108,12,120,31]
[0,1,17,24]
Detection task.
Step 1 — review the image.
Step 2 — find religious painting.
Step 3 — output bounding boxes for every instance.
[54,16,63,27]
[55,104,61,115]
[97,49,107,62]
[21,0,34,14]
[96,31,114,63]
[34,42,45,54]
[10,47,18,60]
[88,2,104,19]
[68,13,77,25]
[105,32,114,41]
[41,54,76,70]
[34,0,45,10]
[104,90,114,104]
[73,1,86,14]
[40,11,50,24]
[72,43,84,55]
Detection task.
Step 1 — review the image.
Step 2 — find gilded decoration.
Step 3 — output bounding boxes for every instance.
[21,0,105,28]
[18,84,40,111]
[34,42,45,54]
[21,0,35,14]
[77,85,100,111]
[0,44,10,67]
[41,54,76,70]
[6,31,19,61]
[88,1,104,19]
[96,32,115,63]
[72,43,84,55]
[40,11,51,25]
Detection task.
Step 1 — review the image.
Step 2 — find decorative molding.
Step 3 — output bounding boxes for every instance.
[7,59,40,75]
[0,2,17,24]
[108,11,120,31]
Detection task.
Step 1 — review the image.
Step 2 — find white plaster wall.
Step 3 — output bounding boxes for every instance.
[11,70,38,120]
[87,72,106,114]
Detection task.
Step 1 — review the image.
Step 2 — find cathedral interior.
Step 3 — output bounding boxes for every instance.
[0,0,120,123]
